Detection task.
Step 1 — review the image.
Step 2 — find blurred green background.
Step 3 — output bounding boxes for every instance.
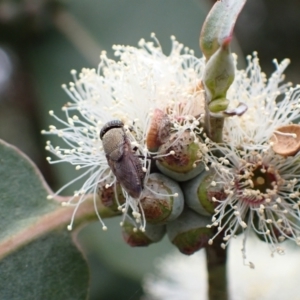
[0,0,300,299]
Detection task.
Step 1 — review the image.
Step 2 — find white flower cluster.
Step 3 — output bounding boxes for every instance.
[43,34,300,265]
[206,55,300,267]
[42,34,206,231]
[224,53,297,148]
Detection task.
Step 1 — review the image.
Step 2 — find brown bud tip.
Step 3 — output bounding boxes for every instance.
[122,221,166,247]
[140,173,184,224]
[98,177,125,212]
[167,208,212,255]
[146,109,171,152]
[122,227,153,247]
[271,124,300,156]
[156,131,205,181]
[172,228,211,255]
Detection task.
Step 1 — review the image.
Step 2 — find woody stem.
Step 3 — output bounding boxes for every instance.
[205,238,228,300]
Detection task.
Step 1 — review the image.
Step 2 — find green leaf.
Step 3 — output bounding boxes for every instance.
[0,139,100,299]
[0,140,57,241]
[200,0,246,60]
[0,231,89,300]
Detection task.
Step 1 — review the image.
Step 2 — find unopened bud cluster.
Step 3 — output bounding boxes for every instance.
[97,112,215,255]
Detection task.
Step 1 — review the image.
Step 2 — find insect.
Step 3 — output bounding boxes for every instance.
[100,120,144,198]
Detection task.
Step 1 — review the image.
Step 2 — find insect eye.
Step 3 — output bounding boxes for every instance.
[100,120,124,139]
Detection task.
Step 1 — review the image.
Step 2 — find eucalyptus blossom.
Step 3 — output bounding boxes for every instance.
[42,35,209,231]
[202,53,300,267]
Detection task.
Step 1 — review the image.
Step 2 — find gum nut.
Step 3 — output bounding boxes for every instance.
[140,173,184,224]
[156,131,206,182]
[271,124,300,156]
[167,208,213,255]
[122,220,166,247]
[182,170,224,216]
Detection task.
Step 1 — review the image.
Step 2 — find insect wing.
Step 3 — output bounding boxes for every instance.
[108,151,143,199]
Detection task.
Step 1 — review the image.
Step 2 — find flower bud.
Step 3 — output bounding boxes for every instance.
[122,219,166,247]
[208,97,230,113]
[156,131,206,181]
[146,108,171,152]
[167,208,213,255]
[98,174,125,212]
[203,39,235,107]
[140,173,184,224]
[182,170,225,216]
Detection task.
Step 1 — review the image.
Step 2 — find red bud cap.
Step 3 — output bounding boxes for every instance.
[122,219,166,247]
[140,173,184,224]
[146,108,171,152]
[98,174,125,211]
[156,131,206,182]
[167,208,212,255]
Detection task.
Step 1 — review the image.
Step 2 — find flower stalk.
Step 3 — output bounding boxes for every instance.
[205,235,228,300]
[204,108,225,143]
[200,1,246,299]
[203,38,234,143]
